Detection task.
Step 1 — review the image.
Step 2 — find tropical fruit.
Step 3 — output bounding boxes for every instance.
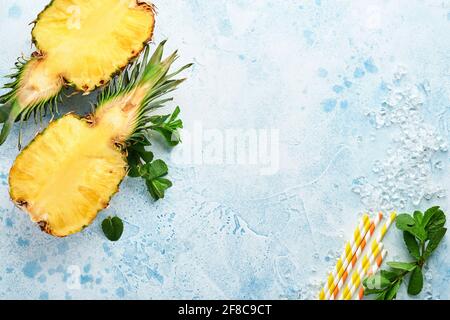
[0,0,156,145]
[9,42,190,237]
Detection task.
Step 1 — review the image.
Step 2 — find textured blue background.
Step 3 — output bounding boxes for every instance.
[0,0,449,300]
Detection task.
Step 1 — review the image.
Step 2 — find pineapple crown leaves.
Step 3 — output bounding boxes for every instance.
[114,41,191,201]
[0,55,29,106]
[0,55,61,147]
[97,40,192,145]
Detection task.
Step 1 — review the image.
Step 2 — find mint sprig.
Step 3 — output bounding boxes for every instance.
[363,206,447,300]
[126,141,174,201]
[142,160,173,200]
[127,137,154,178]
[148,106,183,146]
[125,107,182,200]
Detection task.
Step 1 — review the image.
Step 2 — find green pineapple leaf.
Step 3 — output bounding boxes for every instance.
[0,104,10,123]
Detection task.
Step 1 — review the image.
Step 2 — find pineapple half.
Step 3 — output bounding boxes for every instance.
[9,42,190,237]
[0,0,156,145]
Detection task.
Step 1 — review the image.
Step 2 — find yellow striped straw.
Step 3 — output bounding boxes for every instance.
[358,249,388,300]
[340,242,384,300]
[378,212,397,241]
[342,212,396,300]
[331,212,383,300]
[319,213,371,300]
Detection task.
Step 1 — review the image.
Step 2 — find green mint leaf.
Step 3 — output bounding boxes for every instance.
[129,144,146,154]
[363,273,392,290]
[140,150,154,163]
[128,145,154,164]
[127,150,142,178]
[387,262,417,272]
[127,150,141,167]
[128,165,141,178]
[396,214,416,229]
[126,141,154,178]
[140,160,172,200]
[150,107,183,146]
[102,216,124,242]
[396,213,427,242]
[423,228,447,260]
[140,159,169,180]
[146,179,159,200]
[126,140,173,200]
[376,292,387,300]
[385,280,402,300]
[363,288,385,296]
[422,206,441,228]
[410,227,427,242]
[129,144,154,162]
[403,231,421,260]
[146,177,173,200]
[426,209,446,238]
[380,269,403,281]
[413,211,423,225]
[139,137,152,147]
[407,267,423,296]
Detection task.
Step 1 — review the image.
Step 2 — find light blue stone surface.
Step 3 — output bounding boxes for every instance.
[0,0,449,300]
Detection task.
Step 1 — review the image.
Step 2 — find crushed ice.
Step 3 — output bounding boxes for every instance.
[352,69,448,211]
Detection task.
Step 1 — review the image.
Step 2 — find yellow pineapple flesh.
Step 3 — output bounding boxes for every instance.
[32,0,155,91]
[10,115,127,237]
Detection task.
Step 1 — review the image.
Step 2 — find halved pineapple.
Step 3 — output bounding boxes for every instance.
[10,115,127,237]
[0,0,155,145]
[9,42,189,237]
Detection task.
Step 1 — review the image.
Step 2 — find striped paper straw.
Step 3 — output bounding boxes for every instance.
[358,249,388,300]
[331,212,383,299]
[340,241,384,300]
[378,212,397,241]
[342,212,396,300]
[319,214,371,300]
